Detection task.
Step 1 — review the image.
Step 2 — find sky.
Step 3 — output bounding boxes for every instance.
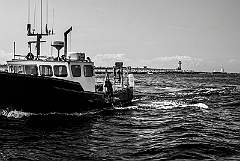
[0,0,240,73]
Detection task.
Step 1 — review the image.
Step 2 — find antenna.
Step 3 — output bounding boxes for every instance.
[45,0,49,34]
[41,0,42,34]
[13,42,16,59]
[33,3,36,33]
[46,0,48,25]
[28,0,30,24]
[52,9,54,34]
[26,0,54,59]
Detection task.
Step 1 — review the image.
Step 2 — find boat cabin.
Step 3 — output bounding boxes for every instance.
[7,24,98,92]
[7,52,95,92]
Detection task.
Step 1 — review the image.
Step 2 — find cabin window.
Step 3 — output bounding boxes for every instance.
[25,65,38,76]
[54,65,68,77]
[84,65,94,77]
[39,65,53,76]
[9,66,14,73]
[11,65,24,74]
[71,65,81,77]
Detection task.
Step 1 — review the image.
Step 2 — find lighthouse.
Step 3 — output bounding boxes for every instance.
[220,67,225,73]
[177,61,182,70]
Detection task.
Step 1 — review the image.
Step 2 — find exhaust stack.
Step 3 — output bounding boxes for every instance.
[64,26,73,57]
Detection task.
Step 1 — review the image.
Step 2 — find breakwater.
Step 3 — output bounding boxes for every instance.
[95,66,195,74]
[0,65,230,74]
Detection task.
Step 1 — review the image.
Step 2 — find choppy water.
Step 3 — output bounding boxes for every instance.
[1,73,240,161]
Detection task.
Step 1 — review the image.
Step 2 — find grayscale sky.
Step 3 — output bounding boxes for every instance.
[1,0,240,72]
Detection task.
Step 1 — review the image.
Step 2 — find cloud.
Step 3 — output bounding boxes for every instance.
[225,59,240,73]
[146,55,203,69]
[92,53,129,67]
[154,55,203,62]
[0,50,13,65]
[227,59,240,63]
[166,25,193,31]
[92,54,203,70]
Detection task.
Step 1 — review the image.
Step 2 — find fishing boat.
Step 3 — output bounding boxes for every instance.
[0,7,134,114]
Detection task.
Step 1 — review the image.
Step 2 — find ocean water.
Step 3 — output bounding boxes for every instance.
[1,73,240,161]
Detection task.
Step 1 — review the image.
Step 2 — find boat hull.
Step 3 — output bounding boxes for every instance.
[0,72,133,113]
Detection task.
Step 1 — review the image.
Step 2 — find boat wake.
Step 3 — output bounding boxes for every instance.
[0,109,32,118]
[0,100,209,119]
[0,106,116,119]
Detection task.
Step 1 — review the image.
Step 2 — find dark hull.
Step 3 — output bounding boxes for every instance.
[0,72,133,113]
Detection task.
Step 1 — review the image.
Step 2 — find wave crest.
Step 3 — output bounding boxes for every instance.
[1,109,32,118]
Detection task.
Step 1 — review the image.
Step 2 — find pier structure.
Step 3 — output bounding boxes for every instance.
[95,66,195,74]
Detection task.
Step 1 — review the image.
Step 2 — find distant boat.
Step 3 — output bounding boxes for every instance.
[212,67,226,74]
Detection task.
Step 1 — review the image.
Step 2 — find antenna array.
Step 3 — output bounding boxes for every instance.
[26,0,54,59]
[27,0,54,36]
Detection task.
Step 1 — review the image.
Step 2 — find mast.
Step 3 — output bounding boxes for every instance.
[13,42,16,59]
[28,0,30,24]
[40,0,42,34]
[27,0,53,59]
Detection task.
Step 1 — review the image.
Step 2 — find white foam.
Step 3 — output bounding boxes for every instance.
[136,100,180,110]
[1,110,31,118]
[192,103,208,109]
[134,100,209,110]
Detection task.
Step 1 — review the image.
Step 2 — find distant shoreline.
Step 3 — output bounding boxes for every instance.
[0,64,239,74]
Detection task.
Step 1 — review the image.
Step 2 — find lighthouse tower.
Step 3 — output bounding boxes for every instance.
[220,67,225,73]
[177,61,182,70]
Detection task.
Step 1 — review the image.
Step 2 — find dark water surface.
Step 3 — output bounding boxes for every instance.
[1,74,240,160]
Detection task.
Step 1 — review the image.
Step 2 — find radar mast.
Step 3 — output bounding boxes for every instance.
[27,0,54,59]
